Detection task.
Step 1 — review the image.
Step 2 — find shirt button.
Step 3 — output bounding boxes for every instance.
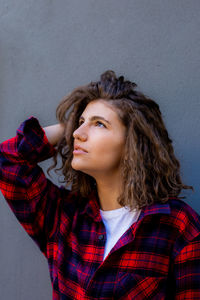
[98,234,104,240]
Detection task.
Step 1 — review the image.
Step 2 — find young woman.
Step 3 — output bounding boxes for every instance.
[0,70,200,299]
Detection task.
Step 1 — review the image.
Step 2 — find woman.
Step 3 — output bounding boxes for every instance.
[0,70,200,299]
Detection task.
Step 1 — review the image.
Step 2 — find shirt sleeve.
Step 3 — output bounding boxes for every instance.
[174,234,200,299]
[0,116,66,256]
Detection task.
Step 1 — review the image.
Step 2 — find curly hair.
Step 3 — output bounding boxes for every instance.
[48,70,193,210]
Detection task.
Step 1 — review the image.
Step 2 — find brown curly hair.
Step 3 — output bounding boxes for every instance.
[49,70,193,210]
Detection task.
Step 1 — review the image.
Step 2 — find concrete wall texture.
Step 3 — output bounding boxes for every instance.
[0,1,200,299]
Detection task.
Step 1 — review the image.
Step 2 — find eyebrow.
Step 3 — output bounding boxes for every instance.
[79,115,111,125]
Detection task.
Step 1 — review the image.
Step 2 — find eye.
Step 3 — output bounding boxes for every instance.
[78,120,84,126]
[95,121,106,128]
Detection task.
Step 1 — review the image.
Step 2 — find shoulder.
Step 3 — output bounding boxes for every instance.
[167,198,200,242]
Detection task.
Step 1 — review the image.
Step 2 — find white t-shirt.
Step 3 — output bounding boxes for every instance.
[100,206,141,261]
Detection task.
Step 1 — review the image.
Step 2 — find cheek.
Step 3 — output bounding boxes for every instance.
[93,140,124,166]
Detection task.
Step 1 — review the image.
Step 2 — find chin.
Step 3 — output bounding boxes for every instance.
[71,162,80,171]
[71,162,92,177]
[71,161,85,172]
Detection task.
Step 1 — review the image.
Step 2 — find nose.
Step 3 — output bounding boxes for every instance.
[73,125,87,141]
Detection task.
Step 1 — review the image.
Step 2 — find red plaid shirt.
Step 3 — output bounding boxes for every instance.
[0,117,200,299]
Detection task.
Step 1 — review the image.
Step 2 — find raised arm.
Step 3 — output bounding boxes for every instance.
[43,123,65,146]
[0,117,68,256]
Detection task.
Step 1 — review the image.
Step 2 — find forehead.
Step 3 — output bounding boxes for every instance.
[81,99,119,120]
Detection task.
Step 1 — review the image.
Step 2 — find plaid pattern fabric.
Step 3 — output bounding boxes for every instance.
[0,117,200,300]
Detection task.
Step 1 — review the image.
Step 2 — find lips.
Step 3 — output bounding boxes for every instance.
[73,144,88,153]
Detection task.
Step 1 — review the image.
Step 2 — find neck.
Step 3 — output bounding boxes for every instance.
[95,173,123,211]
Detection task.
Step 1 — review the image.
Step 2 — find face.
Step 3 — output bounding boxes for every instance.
[71,99,126,179]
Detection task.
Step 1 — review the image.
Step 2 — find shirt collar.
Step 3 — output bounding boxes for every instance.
[79,191,171,222]
[138,201,171,221]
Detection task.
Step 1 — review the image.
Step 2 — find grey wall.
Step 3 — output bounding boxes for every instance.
[0,1,200,299]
